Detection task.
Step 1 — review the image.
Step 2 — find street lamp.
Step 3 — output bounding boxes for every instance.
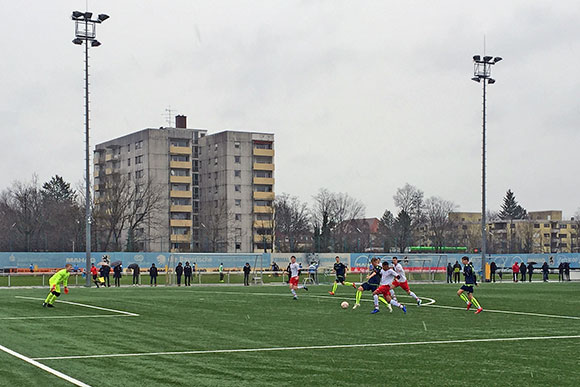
[472,54,502,281]
[72,10,109,287]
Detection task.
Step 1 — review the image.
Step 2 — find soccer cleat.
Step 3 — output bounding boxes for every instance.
[42,302,47,308]
[475,307,483,314]
[303,286,308,291]
[352,283,357,289]
[47,304,55,308]
[417,299,422,307]
[352,303,360,309]
[371,308,380,314]
[466,302,472,311]
[328,291,335,295]
[293,296,298,300]
[402,305,407,314]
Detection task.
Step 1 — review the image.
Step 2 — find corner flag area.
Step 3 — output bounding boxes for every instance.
[1,283,579,386]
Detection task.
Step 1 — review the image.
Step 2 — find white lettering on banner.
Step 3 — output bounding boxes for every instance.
[134,255,144,262]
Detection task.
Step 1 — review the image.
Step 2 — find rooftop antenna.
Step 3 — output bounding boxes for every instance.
[163,106,176,127]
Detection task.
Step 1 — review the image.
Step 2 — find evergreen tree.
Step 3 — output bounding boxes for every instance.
[42,175,77,202]
[394,210,412,253]
[499,189,527,220]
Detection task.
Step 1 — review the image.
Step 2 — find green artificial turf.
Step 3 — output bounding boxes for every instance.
[1,282,579,386]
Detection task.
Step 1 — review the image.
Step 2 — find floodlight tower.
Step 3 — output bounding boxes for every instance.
[71,11,109,287]
[471,54,502,281]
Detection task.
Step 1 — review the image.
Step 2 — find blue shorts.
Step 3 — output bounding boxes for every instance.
[460,285,474,293]
[361,282,378,292]
[335,275,346,283]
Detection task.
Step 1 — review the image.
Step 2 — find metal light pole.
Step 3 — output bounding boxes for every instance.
[72,11,109,286]
[472,54,502,281]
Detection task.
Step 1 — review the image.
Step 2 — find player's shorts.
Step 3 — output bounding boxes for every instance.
[49,280,61,293]
[289,276,299,286]
[374,284,391,298]
[460,285,474,293]
[335,275,346,283]
[391,280,410,292]
[361,282,378,292]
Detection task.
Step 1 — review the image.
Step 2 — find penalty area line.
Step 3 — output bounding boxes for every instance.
[15,296,139,317]
[0,343,91,387]
[0,315,136,321]
[425,304,580,321]
[32,335,580,361]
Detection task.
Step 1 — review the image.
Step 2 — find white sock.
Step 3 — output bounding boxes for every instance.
[390,289,396,299]
[390,299,402,308]
[409,291,419,301]
[291,289,297,296]
[373,294,379,307]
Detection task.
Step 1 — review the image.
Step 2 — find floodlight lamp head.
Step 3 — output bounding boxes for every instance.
[471,77,481,83]
[97,14,109,22]
[473,55,481,62]
[483,56,493,63]
[493,57,503,63]
[72,11,83,19]
[91,40,101,47]
[84,12,93,20]
[488,78,496,84]
[72,38,83,45]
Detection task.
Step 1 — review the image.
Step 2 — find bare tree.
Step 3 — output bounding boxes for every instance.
[393,183,424,223]
[274,193,311,252]
[423,196,458,252]
[200,200,238,253]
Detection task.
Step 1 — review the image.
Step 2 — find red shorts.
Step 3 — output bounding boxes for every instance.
[289,276,299,286]
[375,284,391,298]
[392,280,410,292]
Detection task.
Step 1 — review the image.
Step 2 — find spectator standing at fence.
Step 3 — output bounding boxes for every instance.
[113,264,123,287]
[100,263,111,287]
[29,263,34,273]
[175,262,183,287]
[490,262,497,283]
[542,262,549,282]
[453,261,461,283]
[512,262,520,282]
[520,262,527,283]
[90,263,100,288]
[308,261,319,284]
[564,262,571,281]
[131,264,140,286]
[558,262,564,282]
[527,262,534,282]
[446,263,453,284]
[149,263,158,287]
[243,262,251,286]
[184,262,192,286]
[219,263,224,283]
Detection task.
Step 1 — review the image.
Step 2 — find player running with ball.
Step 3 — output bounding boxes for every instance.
[42,263,73,308]
[287,256,308,300]
[391,257,422,306]
[371,261,406,314]
[352,257,392,312]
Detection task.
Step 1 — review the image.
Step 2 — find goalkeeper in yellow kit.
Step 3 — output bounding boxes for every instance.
[43,263,73,308]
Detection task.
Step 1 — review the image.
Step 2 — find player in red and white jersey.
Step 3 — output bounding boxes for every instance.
[391,257,422,306]
[371,261,406,314]
[286,256,308,300]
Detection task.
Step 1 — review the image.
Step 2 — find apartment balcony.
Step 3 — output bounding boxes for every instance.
[94,169,100,178]
[253,163,274,171]
[170,234,191,243]
[170,190,191,198]
[105,153,113,162]
[169,146,191,155]
[94,184,100,191]
[105,168,113,175]
[170,175,192,184]
[170,205,192,213]
[94,158,103,165]
[253,177,274,185]
[253,234,273,243]
[170,219,192,227]
[170,161,191,169]
[253,148,274,157]
[253,220,273,229]
[254,205,274,214]
[253,191,275,200]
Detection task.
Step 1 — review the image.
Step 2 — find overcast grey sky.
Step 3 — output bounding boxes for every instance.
[1,1,579,219]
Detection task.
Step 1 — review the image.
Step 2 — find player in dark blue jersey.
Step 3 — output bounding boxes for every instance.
[329,256,356,295]
[352,258,392,311]
[457,256,483,314]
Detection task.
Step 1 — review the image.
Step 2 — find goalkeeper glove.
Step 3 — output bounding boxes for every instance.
[64,287,69,294]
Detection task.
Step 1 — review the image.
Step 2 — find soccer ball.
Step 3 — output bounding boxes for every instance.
[341,301,349,309]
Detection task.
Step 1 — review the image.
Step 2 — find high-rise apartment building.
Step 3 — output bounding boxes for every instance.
[93,116,274,253]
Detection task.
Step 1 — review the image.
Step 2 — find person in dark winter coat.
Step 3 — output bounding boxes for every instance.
[243,262,251,286]
[446,263,453,284]
[175,262,183,286]
[527,262,534,282]
[113,264,122,287]
[490,262,497,283]
[149,263,158,287]
[184,262,193,286]
[100,264,111,287]
[558,262,564,282]
[520,262,527,282]
[564,262,571,281]
[453,261,461,283]
[542,262,549,282]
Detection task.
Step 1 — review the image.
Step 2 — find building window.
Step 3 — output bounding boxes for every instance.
[254,170,272,178]
[135,140,143,150]
[214,143,218,152]
[127,172,131,180]
[171,169,190,176]
[170,139,188,147]
[235,242,241,250]
[171,155,189,162]
[171,227,189,235]
[127,144,131,152]
[234,170,241,177]
[544,233,550,238]
[234,156,241,164]
[214,158,218,165]
[560,224,568,229]
[234,141,240,149]
[235,185,241,192]
[214,200,218,208]
[214,185,218,194]
[559,234,567,239]
[254,185,273,192]
[127,158,131,166]
[510,223,516,229]
[235,199,241,206]
[235,214,241,221]
[256,213,271,221]
[135,170,144,179]
[254,156,272,164]
[255,200,272,207]
[544,224,549,227]
[254,141,272,149]
[171,183,190,191]
[534,224,540,228]
[171,198,191,205]
[135,155,143,164]
[214,172,218,180]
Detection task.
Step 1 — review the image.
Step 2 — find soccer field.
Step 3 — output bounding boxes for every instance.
[1,282,579,386]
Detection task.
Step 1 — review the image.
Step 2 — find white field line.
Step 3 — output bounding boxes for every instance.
[32,335,580,361]
[0,343,91,387]
[0,315,135,321]
[14,296,139,317]
[425,304,580,321]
